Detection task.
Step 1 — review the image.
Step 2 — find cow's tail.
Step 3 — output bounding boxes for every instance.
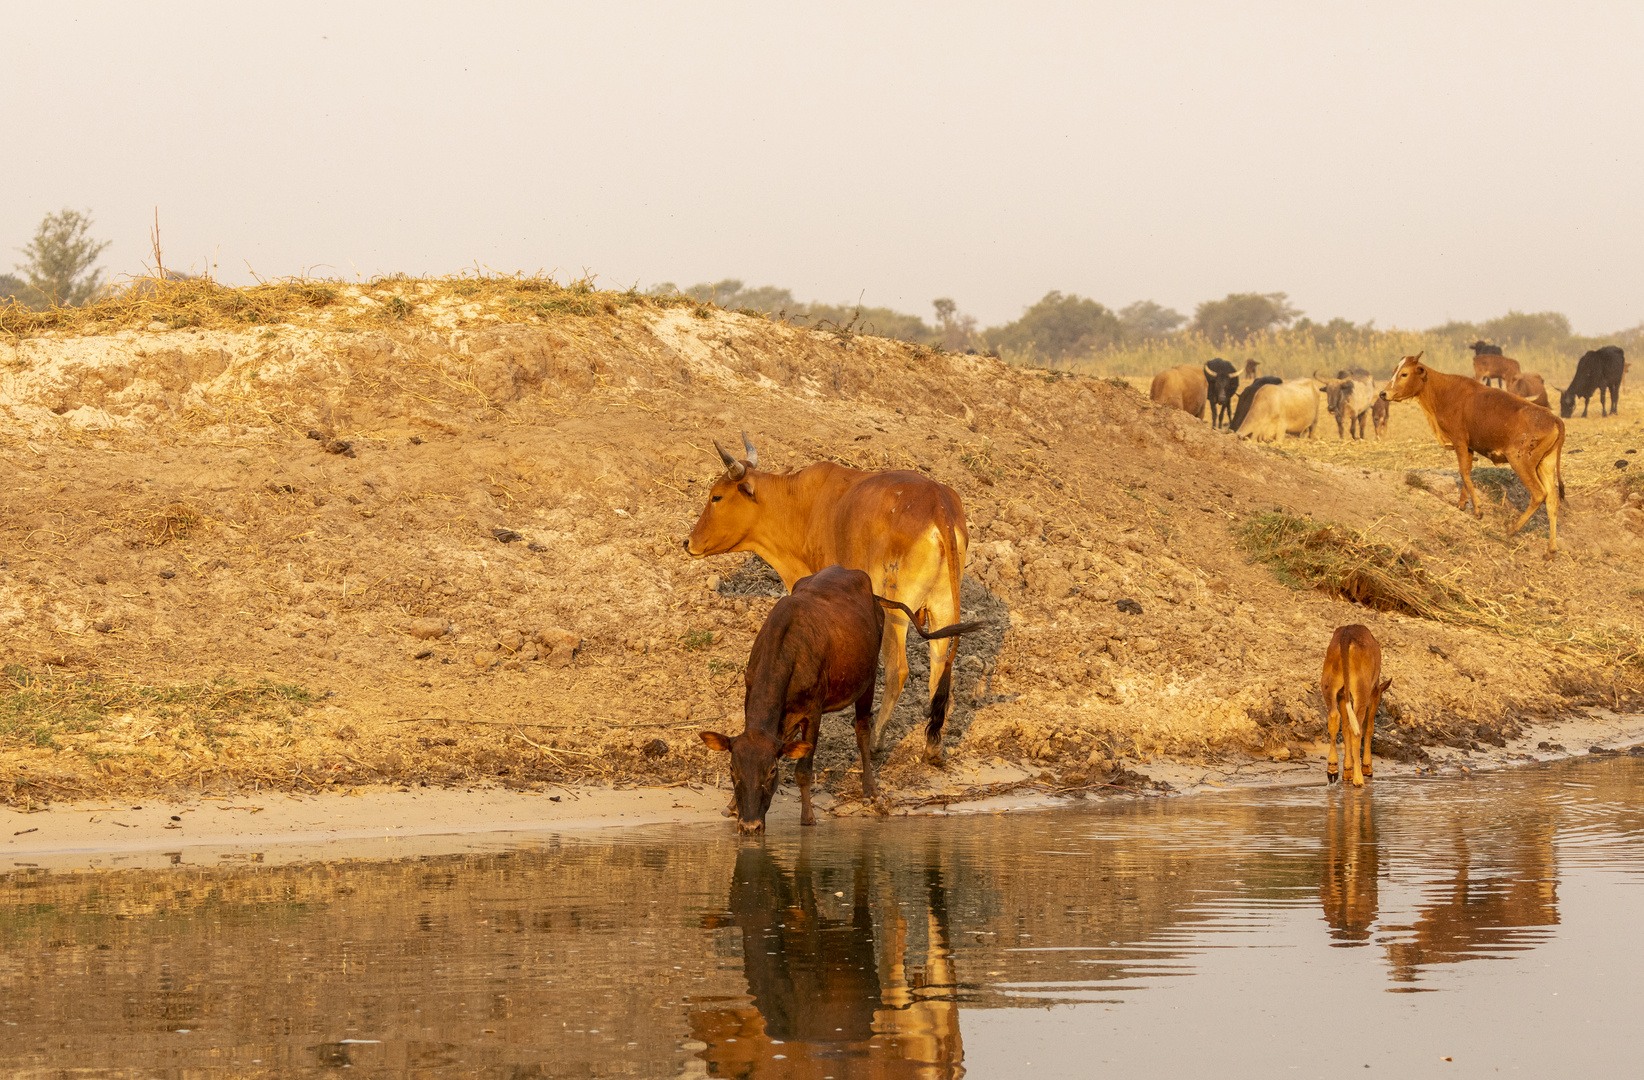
[874,595,988,641]
[1556,427,1566,501]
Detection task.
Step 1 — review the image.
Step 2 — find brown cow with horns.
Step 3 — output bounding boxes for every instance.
[1380,353,1565,556]
[685,433,971,765]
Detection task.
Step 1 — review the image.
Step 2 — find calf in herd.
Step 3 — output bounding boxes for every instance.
[1381,352,1565,555]
[1231,375,1282,432]
[699,566,983,834]
[1321,624,1392,788]
[1561,345,1626,418]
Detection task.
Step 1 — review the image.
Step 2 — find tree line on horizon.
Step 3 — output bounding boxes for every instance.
[650,278,1638,369]
[5,205,1633,370]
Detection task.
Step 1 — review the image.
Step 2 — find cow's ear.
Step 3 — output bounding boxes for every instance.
[700,731,733,753]
[780,740,813,760]
[737,479,756,501]
[1377,677,1393,694]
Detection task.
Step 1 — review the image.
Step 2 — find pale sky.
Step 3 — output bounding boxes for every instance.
[5,1,1642,333]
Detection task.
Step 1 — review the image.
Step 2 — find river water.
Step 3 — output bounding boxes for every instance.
[5,754,1644,1078]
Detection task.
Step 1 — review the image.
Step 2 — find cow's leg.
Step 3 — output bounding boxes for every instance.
[921,586,964,768]
[1455,448,1481,517]
[871,613,911,752]
[853,686,878,801]
[1324,684,1341,784]
[795,709,820,826]
[1358,690,1375,780]
[1505,451,1548,539]
[1343,690,1365,788]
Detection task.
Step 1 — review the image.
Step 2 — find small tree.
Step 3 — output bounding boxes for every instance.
[985,291,1123,362]
[15,209,112,307]
[932,297,978,351]
[1118,299,1186,339]
[1190,292,1300,344]
[0,272,36,307]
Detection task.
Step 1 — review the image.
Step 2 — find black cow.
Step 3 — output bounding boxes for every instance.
[1230,375,1282,433]
[1469,340,1503,356]
[1561,346,1626,418]
[1203,357,1240,430]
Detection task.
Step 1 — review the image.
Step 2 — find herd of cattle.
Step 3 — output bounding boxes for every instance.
[681,341,1623,830]
[1150,341,1629,442]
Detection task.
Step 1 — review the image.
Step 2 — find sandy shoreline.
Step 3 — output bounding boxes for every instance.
[7,708,1643,873]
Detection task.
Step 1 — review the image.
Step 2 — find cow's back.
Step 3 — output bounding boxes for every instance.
[817,471,966,585]
[749,566,883,710]
[1458,384,1563,447]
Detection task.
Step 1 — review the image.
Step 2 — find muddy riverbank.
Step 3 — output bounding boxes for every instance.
[2,279,1642,812]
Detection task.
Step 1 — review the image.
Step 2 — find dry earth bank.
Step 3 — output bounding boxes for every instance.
[2,281,1641,814]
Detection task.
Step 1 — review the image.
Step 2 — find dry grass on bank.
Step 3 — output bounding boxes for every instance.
[0,273,703,337]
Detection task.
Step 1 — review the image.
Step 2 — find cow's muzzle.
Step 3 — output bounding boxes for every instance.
[735,819,766,835]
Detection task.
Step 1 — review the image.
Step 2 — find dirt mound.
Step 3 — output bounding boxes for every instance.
[2,288,1641,807]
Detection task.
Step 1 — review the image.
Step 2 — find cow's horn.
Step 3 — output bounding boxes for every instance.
[740,430,758,469]
[1203,362,1215,377]
[714,440,746,480]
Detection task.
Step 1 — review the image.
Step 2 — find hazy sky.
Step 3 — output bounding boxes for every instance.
[6,2,1642,333]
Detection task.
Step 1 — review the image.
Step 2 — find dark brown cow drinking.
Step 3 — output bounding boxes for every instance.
[699,565,984,833]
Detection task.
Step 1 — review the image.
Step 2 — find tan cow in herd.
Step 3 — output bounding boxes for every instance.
[1149,364,1208,418]
[1321,624,1392,788]
[1381,352,1565,555]
[685,433,969,765]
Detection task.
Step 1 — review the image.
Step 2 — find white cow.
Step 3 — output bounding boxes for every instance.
[1236,379,1321,442]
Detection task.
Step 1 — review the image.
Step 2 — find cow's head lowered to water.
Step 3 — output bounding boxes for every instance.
[699,728,812,834]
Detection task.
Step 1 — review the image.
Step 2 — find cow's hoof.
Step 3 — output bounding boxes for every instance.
[800,816,817,827]
[1326,771,1339,784]
[923,749,948,769]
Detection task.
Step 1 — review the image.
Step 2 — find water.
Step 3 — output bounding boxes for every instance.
[6,755,1644,1078]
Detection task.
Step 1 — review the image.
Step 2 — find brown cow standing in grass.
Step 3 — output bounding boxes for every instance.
[1472,353,1522,388]
[1381,352,1565,556]
[1508,372,1551,409]
[686,433,971,765]
[1321,624,1393,787]
[698,566,984,833]
[1469,341,1522,388]
[1149,364,1208,419]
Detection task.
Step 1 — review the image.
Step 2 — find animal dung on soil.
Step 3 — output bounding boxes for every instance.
[1115,598,1143,615]
[158,570,175,579]
[1616,460,1630,469]
[641,739,669,758]
[492,528,523,543]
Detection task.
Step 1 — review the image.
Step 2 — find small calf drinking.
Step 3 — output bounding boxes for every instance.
[700,565,984,833]
[1320,624,1393,788]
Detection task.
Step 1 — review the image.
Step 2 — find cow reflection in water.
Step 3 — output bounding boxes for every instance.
[1319,792,1560,983]
[1320,792,1380,945]
[1382,817,1559,985]
[692,844,961,1079]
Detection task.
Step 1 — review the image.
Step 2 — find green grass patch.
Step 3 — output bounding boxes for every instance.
[678,630,715,652]
[0,667,313,750]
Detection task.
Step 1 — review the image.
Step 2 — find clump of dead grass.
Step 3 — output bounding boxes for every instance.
[1235,511,1474,619]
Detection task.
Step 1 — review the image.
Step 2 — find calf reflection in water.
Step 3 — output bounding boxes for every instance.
[691,843,962,1078]
[1383,818,1559,985]
[1320,791,1380,945]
